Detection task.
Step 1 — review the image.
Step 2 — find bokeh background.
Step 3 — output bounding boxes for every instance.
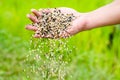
[0,0,120,80]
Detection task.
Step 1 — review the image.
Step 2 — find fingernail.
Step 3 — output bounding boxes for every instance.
[34,34,40,38]
[26,14,30,18]
[31,9,35,12]
[25,26,28,29]
[39,8,42,11]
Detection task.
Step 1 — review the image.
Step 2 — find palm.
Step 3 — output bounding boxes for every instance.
[58,8,87,36]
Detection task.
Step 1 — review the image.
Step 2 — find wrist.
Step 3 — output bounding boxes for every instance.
[82,12,101,31]
[78,13,95,31]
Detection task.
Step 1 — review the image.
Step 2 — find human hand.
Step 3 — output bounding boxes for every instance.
[26,7,89,38]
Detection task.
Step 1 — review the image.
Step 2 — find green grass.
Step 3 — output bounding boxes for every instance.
[0,0,120,80]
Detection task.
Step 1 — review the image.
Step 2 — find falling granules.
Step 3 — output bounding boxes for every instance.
[23,38,73,80]
[32,8,76,38]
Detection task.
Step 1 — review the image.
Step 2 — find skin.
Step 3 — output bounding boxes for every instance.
[26,0,120,38]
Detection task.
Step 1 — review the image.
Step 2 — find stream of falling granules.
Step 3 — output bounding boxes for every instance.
[24,38,73,80]
[32,8,76,38]
[23,8,75,80]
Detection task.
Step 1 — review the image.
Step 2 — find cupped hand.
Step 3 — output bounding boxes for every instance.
[26,7,88,38]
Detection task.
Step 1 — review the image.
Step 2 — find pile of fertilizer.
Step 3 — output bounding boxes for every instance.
[32,8,76,38]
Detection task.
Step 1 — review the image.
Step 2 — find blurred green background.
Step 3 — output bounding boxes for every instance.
[0,0,120,80]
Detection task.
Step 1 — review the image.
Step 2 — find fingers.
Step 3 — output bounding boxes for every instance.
[25,25,38,31]
[31,9,41,17]
[27,14,38,23]
[27,9,51,23]
[34,34,41,38]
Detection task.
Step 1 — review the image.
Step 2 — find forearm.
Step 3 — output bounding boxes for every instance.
[85,0,120,29]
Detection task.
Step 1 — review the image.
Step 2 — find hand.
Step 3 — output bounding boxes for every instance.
[26,7,89,38]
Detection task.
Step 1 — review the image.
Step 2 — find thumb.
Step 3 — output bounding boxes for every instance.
[67,16,87,35]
